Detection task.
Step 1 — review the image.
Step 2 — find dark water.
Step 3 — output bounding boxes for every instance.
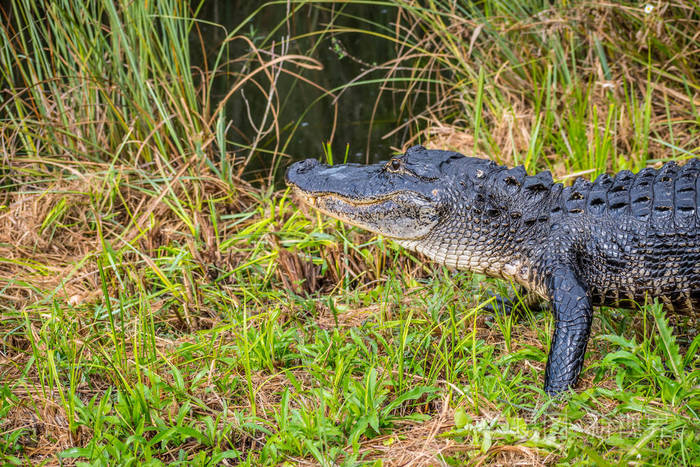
[193,2,409,180]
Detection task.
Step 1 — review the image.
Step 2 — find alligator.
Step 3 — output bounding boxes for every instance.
[285,145,700,394]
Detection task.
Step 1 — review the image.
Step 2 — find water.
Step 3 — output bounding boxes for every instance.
[193,2,409,180]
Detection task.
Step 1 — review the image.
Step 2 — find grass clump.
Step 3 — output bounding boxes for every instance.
[1,0,699,465]
[347,0,699,172]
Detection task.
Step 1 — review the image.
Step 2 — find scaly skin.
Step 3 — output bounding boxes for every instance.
[286,145,700,394]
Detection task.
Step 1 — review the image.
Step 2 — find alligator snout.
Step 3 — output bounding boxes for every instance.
[285,158,320,185]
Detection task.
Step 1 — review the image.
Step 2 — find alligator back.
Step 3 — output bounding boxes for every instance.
[557,159,700,312]
[486,159,699,312]
[559,159,700,234]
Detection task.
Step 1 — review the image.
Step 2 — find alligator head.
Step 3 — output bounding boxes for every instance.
[285,145,499,243]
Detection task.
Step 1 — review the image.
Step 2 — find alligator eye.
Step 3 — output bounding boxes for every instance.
[389,158,402,171]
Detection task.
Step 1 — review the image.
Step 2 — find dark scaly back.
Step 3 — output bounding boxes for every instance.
[485,164,558,238]
[482,158,700,234]
[560,159,699,312]
[553,160,700,232]
[674,159,700,232]
[485,159,699,312]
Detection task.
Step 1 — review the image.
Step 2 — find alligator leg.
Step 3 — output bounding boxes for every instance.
[544,267,593,395]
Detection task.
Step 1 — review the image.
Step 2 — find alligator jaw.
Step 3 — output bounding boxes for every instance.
[289,186,439,240]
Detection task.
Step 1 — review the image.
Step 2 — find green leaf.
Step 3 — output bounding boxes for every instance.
[149,427,177,447]
[651,302,684,385]
[598,333,637,350]
[683,333,700,368]
[210,450,242,464]
[603,350,644,374]
[382,386,438,415]
[454,407,469,428]
[172,425,209,446]
[369,412,380,434]
[59,447,93,459]
[481,429,492,452]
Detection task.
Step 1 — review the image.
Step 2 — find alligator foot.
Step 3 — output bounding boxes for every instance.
[544,266,593,395]
[483,288,547,316]
[483,293,521,315]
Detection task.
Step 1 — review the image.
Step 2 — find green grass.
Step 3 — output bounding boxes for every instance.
[1,0,699,465]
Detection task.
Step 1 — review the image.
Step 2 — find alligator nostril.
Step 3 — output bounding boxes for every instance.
[286,159,320,184]
[294,158,319,175]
